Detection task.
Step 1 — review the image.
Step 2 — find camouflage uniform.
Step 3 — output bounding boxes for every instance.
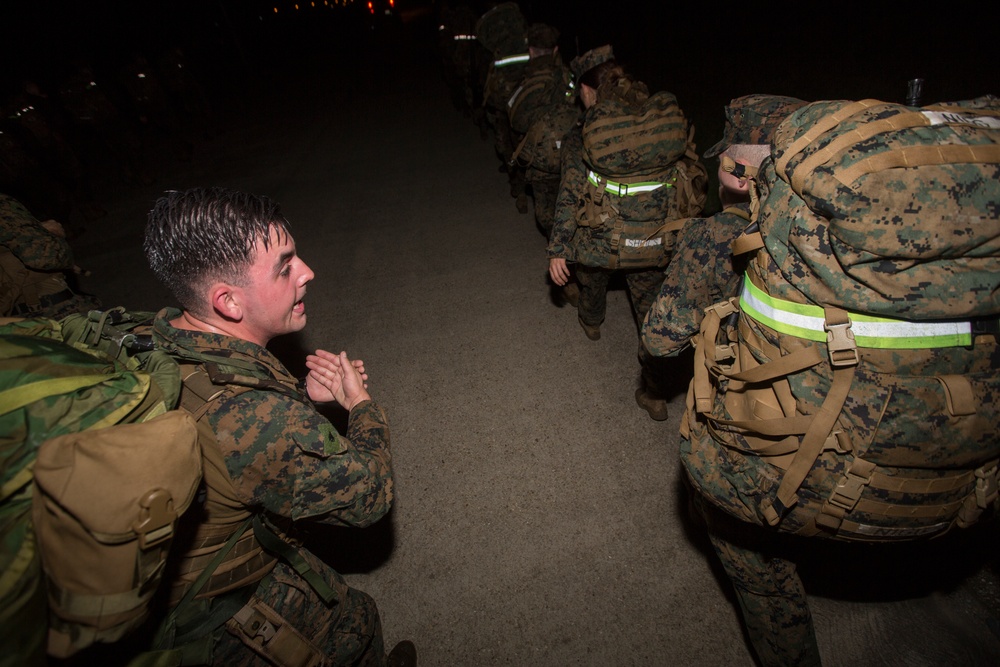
[475,2,529,202]
[510,24,576,237]
[152,310,393,666]
[653,95,822,666]
[548,123,671,389]
[0,193,100,319]
[675,94,1000,666]
[640,204,750,358]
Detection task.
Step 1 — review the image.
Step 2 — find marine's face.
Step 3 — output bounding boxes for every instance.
[239,226,314,344]
[717,151,752,205]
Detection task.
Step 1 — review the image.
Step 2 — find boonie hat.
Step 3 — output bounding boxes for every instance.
[570,44,614,80]
[703,94,808,158]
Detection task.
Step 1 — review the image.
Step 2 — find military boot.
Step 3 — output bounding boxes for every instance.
[635,387,669,421]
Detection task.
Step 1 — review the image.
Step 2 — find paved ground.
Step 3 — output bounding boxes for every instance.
[67,16,1000,667]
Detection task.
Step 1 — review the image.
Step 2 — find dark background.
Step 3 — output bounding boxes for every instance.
[2,0,996,216]
[4,0,994,110]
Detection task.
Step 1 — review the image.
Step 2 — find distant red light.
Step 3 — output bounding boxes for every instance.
[368,1,373,13]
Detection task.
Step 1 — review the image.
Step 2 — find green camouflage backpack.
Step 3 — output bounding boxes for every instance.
[507,64,574,135]
[0,309,201,666]
[510,102,581,176]
[685,96,1000,541]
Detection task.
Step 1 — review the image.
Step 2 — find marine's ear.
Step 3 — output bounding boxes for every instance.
[208,281,244,323]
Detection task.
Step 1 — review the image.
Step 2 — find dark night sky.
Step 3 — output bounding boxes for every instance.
[2,0,995,149]
[3,1,995,98]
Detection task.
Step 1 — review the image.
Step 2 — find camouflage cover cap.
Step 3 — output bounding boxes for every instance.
[527,23,559,49]
[570,44,614,80]
[703,94,808,158]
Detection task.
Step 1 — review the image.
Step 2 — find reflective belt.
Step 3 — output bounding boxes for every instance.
[494,54,530,67]
[587,170,669,196]
[453,34,477,41]
[739,273,983,349]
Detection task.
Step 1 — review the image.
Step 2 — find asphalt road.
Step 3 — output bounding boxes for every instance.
[67,16,1000,667]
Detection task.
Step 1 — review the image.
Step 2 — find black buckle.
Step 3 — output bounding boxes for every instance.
[971,318,1000,342]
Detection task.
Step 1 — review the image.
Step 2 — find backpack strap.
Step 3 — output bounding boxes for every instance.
[727,208,763,257]
[761,307,859,526]
[251,516,336,605]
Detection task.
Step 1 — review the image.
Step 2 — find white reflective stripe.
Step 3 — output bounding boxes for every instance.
[921,111,1000,129]
[739,273,976,349]
[453,34,477,40]
[587,170,664,195]
[624,237,663,248]
[494,54,530,67]
[507,85,523,108]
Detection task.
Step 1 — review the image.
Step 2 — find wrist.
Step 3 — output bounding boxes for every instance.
[346,392,372,411]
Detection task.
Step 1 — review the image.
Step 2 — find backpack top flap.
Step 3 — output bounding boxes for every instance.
[32,410,201,544]
[762,97,1000,318]
[583,90,689,178]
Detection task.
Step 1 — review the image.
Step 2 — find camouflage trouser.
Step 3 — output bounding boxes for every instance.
[577,264,671,394]
[692,493,821,667]
[212,557,386,667]
[529,176,560,237]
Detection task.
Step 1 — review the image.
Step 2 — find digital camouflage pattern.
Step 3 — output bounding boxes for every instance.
[1,194,100,319]
[760,96,1000,319]
[691,494,821,667]
[211,556,385,667]
[507,53,573,136]
[506,48,577,234]
[641,204,751,358]
[1,194,73,269]
[152,309,394,665]
[703,94,810,158]
[548,127,672,391]
[582,86,689,178]
[683,95,1000,542]
[569,45,614,80]
[549,103,700,271]
[511,101,580,179]
[678,95,1000,666]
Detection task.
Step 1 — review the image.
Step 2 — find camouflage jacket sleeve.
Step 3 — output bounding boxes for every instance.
[0,195,73,270]
[209,390,393,527]
[641,208,750,357]
[547,125,586,259]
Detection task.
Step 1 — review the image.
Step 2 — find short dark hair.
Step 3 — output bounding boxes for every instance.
[144,187,291,314]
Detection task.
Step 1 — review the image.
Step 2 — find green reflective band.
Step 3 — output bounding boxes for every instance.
[739,273,977,349]
[494,54,530,67]
[587,170,670,196]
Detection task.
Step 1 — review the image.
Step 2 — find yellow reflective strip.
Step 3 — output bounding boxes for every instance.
[740,275,827,341]
[586,170,665,195]
[740,274,976,348]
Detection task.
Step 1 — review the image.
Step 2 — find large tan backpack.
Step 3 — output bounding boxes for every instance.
[685,97,1000,541]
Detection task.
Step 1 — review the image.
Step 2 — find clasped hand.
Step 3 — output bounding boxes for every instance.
[305,349,371,410]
